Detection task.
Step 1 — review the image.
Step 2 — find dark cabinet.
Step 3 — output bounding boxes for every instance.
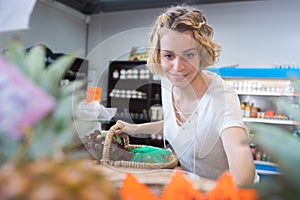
[107,60,162,123]
[106,60,164,147]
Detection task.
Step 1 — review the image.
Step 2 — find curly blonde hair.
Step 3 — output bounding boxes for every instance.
[147,5,221,74]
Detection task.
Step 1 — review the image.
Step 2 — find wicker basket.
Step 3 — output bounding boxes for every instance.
[100,124,179,169]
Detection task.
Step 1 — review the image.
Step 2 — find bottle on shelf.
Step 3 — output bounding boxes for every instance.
[112,70,119,79]
[249,142,256,159]
[250,103,258,118]
[241,102,245,117]
[244,102,251,118]
[120,69,126,79]
[255,150,262,161]
[262,152,268,162]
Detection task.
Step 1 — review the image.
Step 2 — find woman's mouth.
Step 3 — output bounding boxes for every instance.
[169,73,188,81]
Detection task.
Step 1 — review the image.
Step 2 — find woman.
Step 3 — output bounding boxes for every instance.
[115,5,256,186]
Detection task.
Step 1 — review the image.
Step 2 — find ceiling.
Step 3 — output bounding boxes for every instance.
[56,0,257,15]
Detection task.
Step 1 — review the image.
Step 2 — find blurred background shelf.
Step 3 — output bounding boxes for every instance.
[243,118,298,125]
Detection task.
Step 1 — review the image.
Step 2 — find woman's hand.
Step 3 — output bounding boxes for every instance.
[114,120,164,136]
[115,120,139,135]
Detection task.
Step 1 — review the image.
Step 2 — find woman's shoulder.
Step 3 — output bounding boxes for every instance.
[202,70,224,87]
[203,70,236,95]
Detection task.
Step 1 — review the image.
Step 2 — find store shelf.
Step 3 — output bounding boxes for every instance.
[254,160,281,176]
[236,91,298,97]
[243,117,298,125]
[107,60,162,129]
[74,117,114,123]
[110,96,147,100]
[208,67,300,78]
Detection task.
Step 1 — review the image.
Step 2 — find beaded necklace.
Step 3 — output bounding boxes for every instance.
[172,95,193,126]
[170,97,198,174]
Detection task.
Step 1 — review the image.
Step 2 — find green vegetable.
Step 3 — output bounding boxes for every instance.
[130,146,171,163]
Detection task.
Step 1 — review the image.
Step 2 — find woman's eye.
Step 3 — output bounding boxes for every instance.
[163,54,174,59]
[184,53,194,59]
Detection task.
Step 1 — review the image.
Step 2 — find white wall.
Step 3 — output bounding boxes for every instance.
[88,0,300,100]
[87,8,162,99]
[204,0,300,67]
[0,1,87,57]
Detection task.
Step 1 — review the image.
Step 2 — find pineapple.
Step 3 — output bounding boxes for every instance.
[249,78,300,199]
[0,38,120,200]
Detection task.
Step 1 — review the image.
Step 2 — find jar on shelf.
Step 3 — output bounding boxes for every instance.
[120,69,126,79]
[244,102,251,118]
[250,103,258,118]
[112,70,119,79]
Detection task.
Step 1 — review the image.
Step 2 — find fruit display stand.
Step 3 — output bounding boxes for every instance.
[83,124,257,199]
[94,124,211,197]
[89,160,258,200]
[93,162,215,197]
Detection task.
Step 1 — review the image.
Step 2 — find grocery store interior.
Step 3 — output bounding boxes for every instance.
[1,0,300,199]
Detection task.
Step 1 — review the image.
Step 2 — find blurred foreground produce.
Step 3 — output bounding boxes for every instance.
[0,159,120,200]
[0,39,120,200]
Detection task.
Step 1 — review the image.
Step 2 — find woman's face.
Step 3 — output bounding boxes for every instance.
[160,29,200,87]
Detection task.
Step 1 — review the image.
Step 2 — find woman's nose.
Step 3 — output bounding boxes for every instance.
[173,57,185,72]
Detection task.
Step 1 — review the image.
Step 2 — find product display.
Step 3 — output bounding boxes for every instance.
[107,60,161,124]
[99,124,178,169]
[216,68,300,178]
[107,60,164,147]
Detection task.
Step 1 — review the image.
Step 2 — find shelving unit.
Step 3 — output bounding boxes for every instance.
[210,67,300,168]
[107,60,162,123]
[106,60,164,147]
[106,66,300,159]
[254,160,281,180]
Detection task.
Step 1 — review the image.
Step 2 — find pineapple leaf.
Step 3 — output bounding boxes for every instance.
[5,39,28,74]
[39,70,59,97]
[250,123,300,191]
[29,131,55,159]
[56,123,76,150]
[38,54,75,97]
[1,38,87,163]
[61,80,86,97]
[252,175,299,200]
[0,133,19,165]
[46,54,75,90]
[26,45,46,83]
[53,95,73,132]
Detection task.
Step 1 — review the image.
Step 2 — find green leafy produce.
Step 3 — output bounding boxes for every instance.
[1,39,85,163]
[130,146,171,163]
[0,38,120,199]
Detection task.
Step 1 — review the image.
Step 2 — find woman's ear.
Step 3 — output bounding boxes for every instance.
[199,60,204,71]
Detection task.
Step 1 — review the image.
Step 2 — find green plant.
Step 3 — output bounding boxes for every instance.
[0,39,85,163]
[0,39,120,199]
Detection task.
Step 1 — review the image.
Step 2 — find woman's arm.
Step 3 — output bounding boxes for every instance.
[115,120,164,135]
[221,126,256,186]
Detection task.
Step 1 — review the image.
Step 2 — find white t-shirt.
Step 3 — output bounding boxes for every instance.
[161,70,247,180]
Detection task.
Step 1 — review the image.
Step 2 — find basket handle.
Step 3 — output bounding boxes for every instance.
[101,123,130,163]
